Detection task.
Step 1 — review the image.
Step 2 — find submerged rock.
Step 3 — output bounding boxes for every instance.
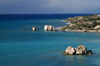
[62,52,69,55]
[22,29,25,31]
[54,57,57,58]
[32,27,37,31]
[87,50,92,55]
[68,61,71,63]
[63,44,92,55]
[44,25,56,31]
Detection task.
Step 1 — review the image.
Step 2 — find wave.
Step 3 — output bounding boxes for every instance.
[62,20,67,22]
[55,27,62,29]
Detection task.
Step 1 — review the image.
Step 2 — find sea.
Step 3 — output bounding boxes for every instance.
[0,14,100,66]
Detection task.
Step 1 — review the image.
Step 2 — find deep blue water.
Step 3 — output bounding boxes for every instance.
[0,14,100,66]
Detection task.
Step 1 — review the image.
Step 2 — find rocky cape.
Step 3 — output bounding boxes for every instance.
[59,14,100,32]
[62,44,92,55]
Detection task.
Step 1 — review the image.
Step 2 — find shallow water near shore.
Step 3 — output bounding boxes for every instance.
[0,14,100,66]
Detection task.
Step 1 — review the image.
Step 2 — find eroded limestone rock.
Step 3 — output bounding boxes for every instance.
[32,27,37,31]
[76,44,87,55]
[65,46,76,55]
[63,44,92,55]
[44,25,56,31]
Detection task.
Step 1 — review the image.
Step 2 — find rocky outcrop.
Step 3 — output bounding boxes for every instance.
[44,25,56,31]
[63,44,92,55]
[77,17,83,20]
[69,24,76,27]
[87,50,92,55]
[62,14,100,32]
[65,46,76,55]
[32,27,37,31]
[94,25,100,29]
[76,44,87,55]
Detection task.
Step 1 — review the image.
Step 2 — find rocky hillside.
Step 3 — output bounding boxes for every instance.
[61,14,100,31]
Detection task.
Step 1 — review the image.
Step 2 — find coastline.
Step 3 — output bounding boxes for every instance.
[57,15,100,32]
[56,20,86,32]
[57,26,100,32]
[1,14,100,66]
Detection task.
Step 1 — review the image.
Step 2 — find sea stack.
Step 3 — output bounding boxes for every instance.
[44,25,56,31]
[63,44,92,55]
[32,27,37,31]
[65,46,76,55]
[76,44,87,55]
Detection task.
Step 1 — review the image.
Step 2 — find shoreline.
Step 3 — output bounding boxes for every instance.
[57,26,100,32]
[56,22,100,32]
[57,15,100,32]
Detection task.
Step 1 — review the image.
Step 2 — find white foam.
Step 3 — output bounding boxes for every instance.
[55,27,62,29]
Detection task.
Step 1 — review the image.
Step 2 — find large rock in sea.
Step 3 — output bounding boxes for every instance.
[76,44,87,55]
[44,25,56,31]
[32,27,37,31]
[65,46,76,55]
[63,44,92,55]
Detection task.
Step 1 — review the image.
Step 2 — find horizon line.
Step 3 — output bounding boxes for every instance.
[0,13,99,15]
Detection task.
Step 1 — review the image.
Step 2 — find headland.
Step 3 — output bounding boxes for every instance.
[58,14,100,32]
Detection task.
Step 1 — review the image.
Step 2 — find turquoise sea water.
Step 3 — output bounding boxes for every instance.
[0,14,100,66]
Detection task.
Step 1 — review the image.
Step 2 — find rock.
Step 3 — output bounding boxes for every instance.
[87,50,92,55]
[62,52,65,53]
[32,27,37,31]
[44,25,48,31]
[94,25,100,29]
[44,25,56,31]
[97,15,100,17]
[63,52,69,55]
[69,24,76,27]
[96,20,100,23]
[63,44,92,55]
[77,17,83,20]
[98,30,100,32]
[68,61,71,63]
[65,46,76,55]
[76,44,87,55]
[54,57,57,58]
[22,29,25,31]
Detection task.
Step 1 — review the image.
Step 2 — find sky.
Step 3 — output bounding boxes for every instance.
[0,0,100,14]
